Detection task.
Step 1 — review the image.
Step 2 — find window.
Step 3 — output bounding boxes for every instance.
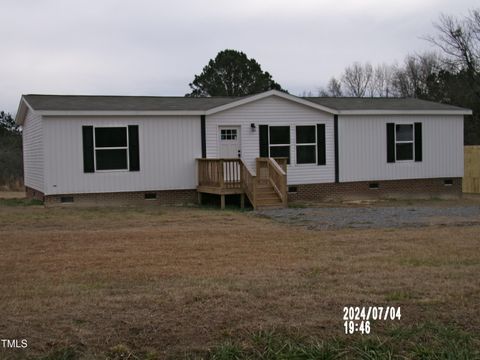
[395,124,414,161]
[220,129,237,140]
[94,127,128,170]
[269,126,290,164]
[60,196,74,203]
[444,179,453,186]
[296,126,316,164]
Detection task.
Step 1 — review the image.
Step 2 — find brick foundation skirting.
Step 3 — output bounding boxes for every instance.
[25,186,45,201]
[27,178,462,206]
[288,178,462,202]
[41,189,197,206]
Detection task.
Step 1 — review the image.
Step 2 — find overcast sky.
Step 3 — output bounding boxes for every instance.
[1,0,478,113]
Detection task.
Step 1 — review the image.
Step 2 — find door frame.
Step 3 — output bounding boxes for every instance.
[218,125,241,158]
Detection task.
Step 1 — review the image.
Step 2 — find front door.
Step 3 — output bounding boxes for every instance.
[219,126,241,184]
[219,126,241,158]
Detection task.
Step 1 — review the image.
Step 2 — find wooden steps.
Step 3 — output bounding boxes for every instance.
[255,182,285,209]
[197,157,288,210]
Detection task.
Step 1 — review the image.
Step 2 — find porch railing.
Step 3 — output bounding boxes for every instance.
[267,158,287,205]
[240,159,256,205]
[256,157,287,205]
[197,158,242,189]
[197,157,287,208]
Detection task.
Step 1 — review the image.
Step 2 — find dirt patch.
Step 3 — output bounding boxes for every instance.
[260,202,480,229]
[0,191,25,199]
[0,205,479,358]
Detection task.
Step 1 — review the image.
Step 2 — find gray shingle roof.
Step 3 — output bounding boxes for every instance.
[305,97,468,111]
[23,94,469,112]
[23,94,242,111]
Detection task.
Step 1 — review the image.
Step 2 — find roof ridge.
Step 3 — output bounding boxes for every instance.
[304,96,418,100]
[24,94,242,99]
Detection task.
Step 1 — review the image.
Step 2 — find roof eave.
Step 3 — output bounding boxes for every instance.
[338,109,472,116]
[15,96,34,125]
[39,110,206,117]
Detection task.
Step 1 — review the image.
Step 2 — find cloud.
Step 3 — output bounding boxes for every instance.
[0,0,478,113]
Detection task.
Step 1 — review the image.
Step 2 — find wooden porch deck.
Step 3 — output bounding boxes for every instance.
[197,158,288,209]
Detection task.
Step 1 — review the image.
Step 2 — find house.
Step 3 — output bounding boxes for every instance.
[15,90,471,208]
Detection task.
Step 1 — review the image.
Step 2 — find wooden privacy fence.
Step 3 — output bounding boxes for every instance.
[464,146,480,193]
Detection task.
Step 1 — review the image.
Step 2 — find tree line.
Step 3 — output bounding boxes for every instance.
[1,7,479,189]
[187,9,479,144]
[315,9,480,144]
[0,112,23,190]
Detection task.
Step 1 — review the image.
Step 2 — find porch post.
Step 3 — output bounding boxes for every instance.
[220,195,225,209]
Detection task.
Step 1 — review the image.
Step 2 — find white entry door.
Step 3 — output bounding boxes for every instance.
[219,126,241,184]
[219,126,241,158]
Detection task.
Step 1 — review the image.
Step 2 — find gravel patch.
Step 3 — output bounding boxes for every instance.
[258,205,480,229]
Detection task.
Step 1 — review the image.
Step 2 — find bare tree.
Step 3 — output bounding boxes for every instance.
[317,77,343,97]
[341,62,373,97]
[391,53,441,97]
[425,9,480,100]
[368,64,394,97]
[426,10,479,74]
[300,90,314,97]
[327,77,343,97]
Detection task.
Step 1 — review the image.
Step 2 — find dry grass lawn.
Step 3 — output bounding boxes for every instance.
[0,201,479,358]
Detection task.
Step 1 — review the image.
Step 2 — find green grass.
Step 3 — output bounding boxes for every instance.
[0,198,43,206]
[399,257,480,268]
[200,323,479,360]
[288,202,309,209]
[2,318,478,360]
[384,290,415,301]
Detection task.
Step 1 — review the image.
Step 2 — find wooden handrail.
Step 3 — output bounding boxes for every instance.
[266,158,287,205]
[240,159,257,209]
[197,158,241,161]
[268,158,286,176]
[197,157,287,209]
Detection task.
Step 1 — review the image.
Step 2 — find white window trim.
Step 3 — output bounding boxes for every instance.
[394,123,415,162]
[295,125,317,165]
[220,128,238,141]
[268,126,290,162]
[94,126,129,172]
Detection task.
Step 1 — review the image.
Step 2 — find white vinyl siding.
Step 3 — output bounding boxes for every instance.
[206,95,335,185]
[22,109,44,192]
[42,116,201,195]
[338,115,463,182]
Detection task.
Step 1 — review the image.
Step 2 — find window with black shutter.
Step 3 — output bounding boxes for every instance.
[295,125,316,164]
[387,123,421,163]
[94,127,129,170]
[269,126,290,164]
[395,124,414,161]
[81,126,140,172]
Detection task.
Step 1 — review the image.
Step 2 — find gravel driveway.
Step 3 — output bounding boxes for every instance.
[258,203,480,230]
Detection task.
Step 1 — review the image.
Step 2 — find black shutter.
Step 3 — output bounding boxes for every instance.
[200,115,206,158]
[316,124,326,165]
[128,125,140,171]
[386,123,395,163]
[334,115,339,183]
[259,125,269,157]
[82,126,95,173]
[414,122,422,162]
